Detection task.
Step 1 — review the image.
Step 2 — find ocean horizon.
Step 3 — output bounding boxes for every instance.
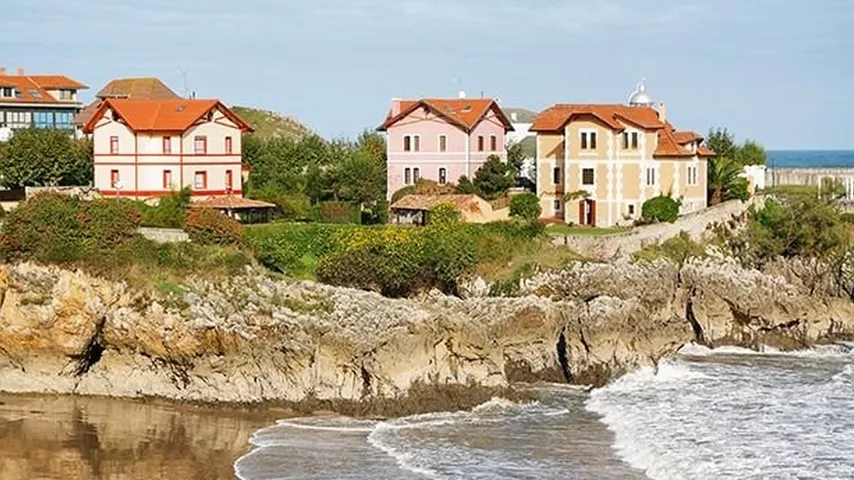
[768,150,854,169]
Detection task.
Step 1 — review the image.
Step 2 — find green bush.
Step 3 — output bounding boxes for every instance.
[185,208,243,245]
[319,201,361,224]
[77,198,142,249]
[141,188,191,228]
[642,195,681,223]
[633,231,705,264]
[429,202,461,226]
[1,192,85,262]
[509,193,542,220]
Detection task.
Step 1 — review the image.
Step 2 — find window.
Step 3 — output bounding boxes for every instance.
[645,166,657,187]
[226,170,233,190]
[162,137,171,154]
[687,165,699,186]
[225,136,233,155]
[194,136,207,154]
[403,135,420,152]
[194,171,207,189]
[554,200,562,211]
[490,135,497,151]
[404,167,412,185]
[581,131,597,150]
[28,89,41,99]
[110,170,119,188]
[582,168,595,186]
[413,168,421,182]
[59,90,73,101]
[110,136,119,154]
[553,167,560,184]
[622,132,639,150]
[477,135,485,152]
[439,167,447,185]
[163,170,173,189]
[0,87,12,98]
[628,204,635,215]
[439,135,447,152]
[55,112,73,128]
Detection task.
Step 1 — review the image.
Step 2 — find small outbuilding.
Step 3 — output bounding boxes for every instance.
[390,194,510,225]
[189,196,277,224]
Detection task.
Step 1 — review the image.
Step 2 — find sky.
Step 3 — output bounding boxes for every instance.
[3,0,853,149]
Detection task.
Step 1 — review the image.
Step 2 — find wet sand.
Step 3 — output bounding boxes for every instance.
[0,393,289,480]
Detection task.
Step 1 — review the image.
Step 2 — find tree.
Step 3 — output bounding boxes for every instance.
[736,140,767,166]
[708,156,744,205]
[506,141,526,177]
[472,155,514,199]
[0,129,93,187]
[706,128,737,162]
[333,149,386,204]
[509,193,542,220]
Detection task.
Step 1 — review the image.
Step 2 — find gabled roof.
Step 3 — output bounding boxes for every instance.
[673,131,704,145]
[378,98,513,133]
[654,129,693,157]
[96,77,179,100]
[531,104,665,133]
[82,98,253,133]
[0,73,87,104]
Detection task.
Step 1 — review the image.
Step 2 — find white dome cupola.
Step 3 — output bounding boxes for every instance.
[628,78,654,107]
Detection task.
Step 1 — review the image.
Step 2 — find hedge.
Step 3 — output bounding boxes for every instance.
[318,201,361,224]
[185,208,243,245]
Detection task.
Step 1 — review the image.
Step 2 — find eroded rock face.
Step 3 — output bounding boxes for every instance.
[1,257,853,405]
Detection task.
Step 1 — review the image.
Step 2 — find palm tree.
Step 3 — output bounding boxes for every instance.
[708,156,743,205]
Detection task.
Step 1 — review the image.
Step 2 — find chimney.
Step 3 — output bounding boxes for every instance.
[391,98,402,116]
[16,68,24,76]
[656,101,667,122]
[458,90,466,99]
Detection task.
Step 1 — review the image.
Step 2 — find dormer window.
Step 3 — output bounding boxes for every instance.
[58,90,74,101]
[622,132,639,150]
[28,89,41,99]
[0,87,12,98]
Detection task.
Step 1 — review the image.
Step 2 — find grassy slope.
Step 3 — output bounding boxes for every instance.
[232,106,314,141]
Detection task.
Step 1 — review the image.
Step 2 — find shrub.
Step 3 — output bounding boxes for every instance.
[141,188,191,228]
[77,198,142,249]
[1,192,85,262]
[642,195,681,223]
[185,208,243,245]
[633,231,705,264]
[509,193,542,220]
[319,201,361,224]
[429,202,461,226]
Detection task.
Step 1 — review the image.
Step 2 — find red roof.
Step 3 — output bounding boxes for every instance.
[673,131,703,145]
[0,73,88,104]
[75,77,181,126]
[189,196,276,210]
[531,104,664,133]
[83,98,253,133]
[379,98,513,133]
[654,129,693,157]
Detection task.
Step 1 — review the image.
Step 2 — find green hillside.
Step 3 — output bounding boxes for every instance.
[232,106,314,140]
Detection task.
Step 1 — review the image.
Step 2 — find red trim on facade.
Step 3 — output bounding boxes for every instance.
[134,133,139,194]
[162,136,171,154]
[225,136,233,155]
[110,169,119,187]
[110,136,119,154]
[99,189,243,198]
[163,170,172,189]
[95,161,242,166]
[225,170,233,190]
[93,153,242,158]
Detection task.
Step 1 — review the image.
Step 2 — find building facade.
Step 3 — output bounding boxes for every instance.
[0,68,87,133]
[378,94,513,199]
[82,98,252,200]
[533,81,713,227]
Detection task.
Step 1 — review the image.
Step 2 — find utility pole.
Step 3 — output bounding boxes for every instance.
[178,69,189,99]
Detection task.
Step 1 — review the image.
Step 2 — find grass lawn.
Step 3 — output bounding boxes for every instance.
[545,224,628,236]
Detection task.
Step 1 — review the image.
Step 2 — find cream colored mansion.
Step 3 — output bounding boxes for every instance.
[533,81,713,227]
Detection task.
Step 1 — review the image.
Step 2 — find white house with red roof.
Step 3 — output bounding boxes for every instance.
[82,98,253,200]
[0,68,87,134]
[378,92,514,199]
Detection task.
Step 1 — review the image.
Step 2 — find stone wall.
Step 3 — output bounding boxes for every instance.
[137,227,189,243]
[552,197,762,260]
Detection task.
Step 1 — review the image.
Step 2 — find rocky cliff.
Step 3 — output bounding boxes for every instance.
[1,258,853,408]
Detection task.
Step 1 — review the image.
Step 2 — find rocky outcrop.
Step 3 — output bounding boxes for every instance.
[1,257,854,407]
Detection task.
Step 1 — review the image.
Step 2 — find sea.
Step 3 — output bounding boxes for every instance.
[767,150,854,169]
[234,342,854,479]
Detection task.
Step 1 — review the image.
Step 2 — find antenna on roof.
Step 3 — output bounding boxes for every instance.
[178,69,189,98]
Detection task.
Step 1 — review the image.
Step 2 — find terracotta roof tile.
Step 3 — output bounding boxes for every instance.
[391,194,485,213]
[531,104,665,132]
[0,73,86,104]
[697,145,715,157]
[83,98,253,133]
[190,196,276,210]
[96,78,179,100]
[379,98,512,133]
[673,131,703,144]
[75,78,181,126]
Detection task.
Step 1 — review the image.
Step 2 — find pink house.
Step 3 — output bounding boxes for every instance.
[378,94,514,199]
